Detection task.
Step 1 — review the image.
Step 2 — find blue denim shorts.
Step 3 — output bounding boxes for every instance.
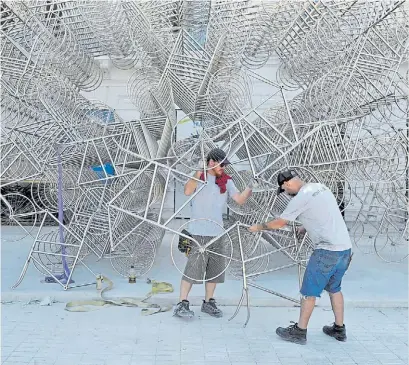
[300,248,352,298]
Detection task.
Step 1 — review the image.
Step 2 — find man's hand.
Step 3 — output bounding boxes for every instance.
[296,226,306,235]
[246,178,259,190]
[195,159,206,171]
[248,222,268,232]
[248,218,288,233]
[248,224,261,233]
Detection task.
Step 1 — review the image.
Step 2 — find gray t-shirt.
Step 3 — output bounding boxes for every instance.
[280,183,352,251]
[188,174,239,237]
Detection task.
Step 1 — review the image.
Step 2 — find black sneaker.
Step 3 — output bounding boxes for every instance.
[323,323,347,342]
[173,300,194,318]
[276,322,307,345]
[201,298,223,318]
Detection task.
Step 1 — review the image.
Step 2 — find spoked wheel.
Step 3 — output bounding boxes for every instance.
[1,193,38,242]
[349,220,376,255]
[111,239,156,278]
[374,224,408,263]
[374,209,408,263]
[171,219,233,283]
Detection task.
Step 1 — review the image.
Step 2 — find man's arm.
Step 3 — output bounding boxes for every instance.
[228,178,254,205]
[184,171,202,196]
[248,218,288,232]
[248,192,308,233]
[232,187,252,205]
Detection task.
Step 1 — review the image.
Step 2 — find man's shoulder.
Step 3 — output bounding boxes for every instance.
[304,182,328,190]
[301,183,329,195]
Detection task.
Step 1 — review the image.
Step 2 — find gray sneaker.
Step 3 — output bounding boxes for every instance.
[201,298,223,318]
[173,300,194,318]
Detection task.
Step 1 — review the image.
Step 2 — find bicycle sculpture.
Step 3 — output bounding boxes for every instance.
[1,1,408,324]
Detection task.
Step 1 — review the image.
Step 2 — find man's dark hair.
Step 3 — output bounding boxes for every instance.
[206,148,230,165]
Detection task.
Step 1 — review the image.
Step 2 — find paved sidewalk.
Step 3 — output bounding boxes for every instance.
[1,302,407,365]
[2,226,408,308]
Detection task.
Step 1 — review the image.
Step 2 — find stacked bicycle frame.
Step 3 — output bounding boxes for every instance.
[1,1,407,306]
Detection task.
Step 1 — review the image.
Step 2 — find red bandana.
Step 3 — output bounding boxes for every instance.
[200,172,232,194]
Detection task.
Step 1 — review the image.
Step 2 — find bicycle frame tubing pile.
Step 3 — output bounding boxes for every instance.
[0,1,407,295]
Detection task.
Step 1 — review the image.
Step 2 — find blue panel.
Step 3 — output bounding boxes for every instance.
[91,162,115,181]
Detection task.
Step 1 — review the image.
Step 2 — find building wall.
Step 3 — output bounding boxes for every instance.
[81,57,295,221]
[80,58,408,224]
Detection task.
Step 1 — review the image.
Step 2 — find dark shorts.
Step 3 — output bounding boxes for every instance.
[300,248,352,298]
[182,235,226,284]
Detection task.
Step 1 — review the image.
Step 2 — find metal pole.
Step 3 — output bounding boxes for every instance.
[57,146,70,277]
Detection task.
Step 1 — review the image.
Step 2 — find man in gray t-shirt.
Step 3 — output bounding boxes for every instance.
[279,182,352,252]
[249,169,352,345]
[174,148,253,319]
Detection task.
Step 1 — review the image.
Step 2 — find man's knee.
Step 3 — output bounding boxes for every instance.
[328,290,342,297]
[302,295,317,301]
